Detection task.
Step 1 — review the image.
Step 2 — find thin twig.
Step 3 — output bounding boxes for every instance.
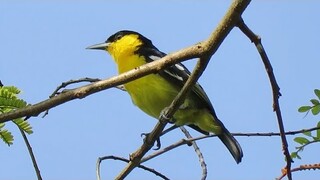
[49,78,125,98]
[237,18,292,180]
[96,155,169,180]
[277,163,320,180]
[19,128,42,180]
[180,127,207,180]
[41,78,102,117]
[42,78,126,118]
[141,125,320,165]
[233,126,320,137]
[49,78,102,98]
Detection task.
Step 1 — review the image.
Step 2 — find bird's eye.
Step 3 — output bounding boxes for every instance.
[115,34,123,41]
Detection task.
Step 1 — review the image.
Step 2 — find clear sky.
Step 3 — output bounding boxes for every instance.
[1,1,320,180]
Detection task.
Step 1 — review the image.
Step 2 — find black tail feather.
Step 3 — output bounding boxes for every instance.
[218,127,243,163]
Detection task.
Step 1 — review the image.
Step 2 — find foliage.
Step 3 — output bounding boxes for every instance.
[298,89,320,115]
[292,89,320,159]
[0,86,33,146]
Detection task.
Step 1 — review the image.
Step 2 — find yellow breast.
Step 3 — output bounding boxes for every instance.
[124,72,179,118]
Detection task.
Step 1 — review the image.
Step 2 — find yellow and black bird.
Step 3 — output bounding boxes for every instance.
[87,30,243,163]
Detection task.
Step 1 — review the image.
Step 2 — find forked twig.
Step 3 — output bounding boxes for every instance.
[237,18,292,180]
[96,155,169,180]
[180,127,207,180]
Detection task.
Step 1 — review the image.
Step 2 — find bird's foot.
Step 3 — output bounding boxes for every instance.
[141,133,161,150]
[159,107,175,124]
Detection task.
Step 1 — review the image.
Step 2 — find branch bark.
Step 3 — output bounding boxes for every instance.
[237,18,292,180]
[0,44,201,123]
[96,155,169,180]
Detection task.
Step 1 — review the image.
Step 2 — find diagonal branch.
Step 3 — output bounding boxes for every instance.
[115,56,209,179]
[115,0,251,179]
[237,18,292,179]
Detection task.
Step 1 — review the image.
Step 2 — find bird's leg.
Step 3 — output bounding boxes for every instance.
[140,124,178,150]
[140,133,161,150]
[159,107,175,124]
[140,107,176,150]
[161,125,178,136]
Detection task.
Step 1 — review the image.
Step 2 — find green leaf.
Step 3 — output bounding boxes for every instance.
[0,85,31,146]
[315,89,320,100]
[310,99,320,105]
[311,105,320,115]
[13,118,33,134]
[303,131,312,137]
[0,97,27,109]
[298,106,312,113]
[1,86,21,94]
[290,152,301,159]
[294,137,310,145]
[290,152,297,159]
[0,124,14,146]
[296,153,301,159]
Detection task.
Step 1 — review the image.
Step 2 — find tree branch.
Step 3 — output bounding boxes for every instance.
[96,155,169,180]
[237,18,292,180]
[0,1,251,126]
[278,163,320,180]
[180,126,207,180]
[140,126,320,165]
[115,53,208,180]
[96,126,320,180]
[0,45,201,123]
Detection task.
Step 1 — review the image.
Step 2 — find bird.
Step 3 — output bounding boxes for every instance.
[87,30,243,163]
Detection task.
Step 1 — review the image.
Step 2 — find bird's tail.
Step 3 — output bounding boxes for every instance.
[218,127,243,164]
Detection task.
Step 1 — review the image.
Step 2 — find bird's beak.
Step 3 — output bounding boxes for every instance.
[86,42,110,50]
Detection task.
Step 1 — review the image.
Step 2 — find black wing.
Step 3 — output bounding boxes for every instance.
[138,47,217,135]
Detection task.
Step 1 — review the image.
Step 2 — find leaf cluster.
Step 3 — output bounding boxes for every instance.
[298,89,320,115]
[0,86,32,146]
[292,89,320,159]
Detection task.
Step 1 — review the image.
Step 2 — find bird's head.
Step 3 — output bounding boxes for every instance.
[87,30,154,61]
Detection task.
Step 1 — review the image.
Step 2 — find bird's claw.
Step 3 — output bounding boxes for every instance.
[141,132,161,150]
[159,107,175,124]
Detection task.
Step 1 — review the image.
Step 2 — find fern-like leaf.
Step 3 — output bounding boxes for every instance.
[0,86,19,100]
[13,118,33,134]
[2,86,21,95]
[0,85,32,145]
[0,123,14,146]
[0,97,27,109]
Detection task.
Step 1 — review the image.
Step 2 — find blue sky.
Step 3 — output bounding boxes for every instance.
[1,1,320,180]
